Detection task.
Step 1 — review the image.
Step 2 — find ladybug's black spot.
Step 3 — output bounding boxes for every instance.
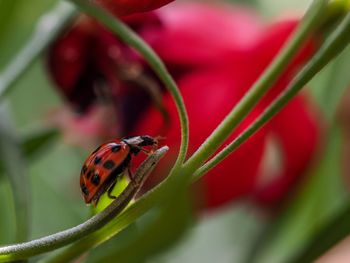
[91,173,100,186]
[81,184,89,196]
[103,160,115,170]
[94,156,102,165]
[86,170,93,179]
[111,144,121,152]
[81,165,88,175]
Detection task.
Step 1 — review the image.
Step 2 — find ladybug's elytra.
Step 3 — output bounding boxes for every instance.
[80,135,158,206]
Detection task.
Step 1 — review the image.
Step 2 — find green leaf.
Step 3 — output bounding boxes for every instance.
[20,128,59,159]
[86,191,193,263]
[154,204,266,263]
[0,0,59,69]
[0,106,31,243]
[0,128,59,181]
[0,1,76,98]
[0,180,16,244]
[289,204,350,263]
[0,0,18,41]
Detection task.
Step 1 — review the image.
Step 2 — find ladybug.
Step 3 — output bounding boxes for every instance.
[80,135,158,206]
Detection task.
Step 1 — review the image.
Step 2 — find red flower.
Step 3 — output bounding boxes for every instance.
[47,13,164,133]
[132,2,320,210]
[96,0,174,17]
[48,2,320,210]
[134,68,319,210]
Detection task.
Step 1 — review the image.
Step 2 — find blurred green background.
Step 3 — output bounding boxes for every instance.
[0,0,350,262]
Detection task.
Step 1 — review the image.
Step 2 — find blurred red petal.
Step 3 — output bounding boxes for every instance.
[47,1,321,211]
[255,95,321,207]
[153,2,263,68]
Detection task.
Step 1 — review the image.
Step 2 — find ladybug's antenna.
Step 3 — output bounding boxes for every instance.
[154,135,166,142]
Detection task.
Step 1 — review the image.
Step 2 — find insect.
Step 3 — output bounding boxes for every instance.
[80,135,158,206]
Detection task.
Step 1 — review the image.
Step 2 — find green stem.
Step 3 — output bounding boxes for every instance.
[68,0,189,166]
[2,0,348,262]
[183,0,328,173]
[192,10,350,182]
[42,1,340,262]
[0,147,168,262]
[0,2,76,99]
[42,159,190,263]
[52,5,190,261]
[41,191,160,263]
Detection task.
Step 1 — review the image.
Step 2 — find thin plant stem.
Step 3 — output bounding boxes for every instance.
[68,0,189,166]
[0,2,76,99]
[41,1,343,262]
[57,6,191,262]
[41,189,162,263]
[1,1,349,262]
[0,146,168,262]
[183,0,328,173]
[192,11,350,182]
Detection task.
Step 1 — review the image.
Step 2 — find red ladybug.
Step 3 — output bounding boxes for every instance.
[80,135,158,205]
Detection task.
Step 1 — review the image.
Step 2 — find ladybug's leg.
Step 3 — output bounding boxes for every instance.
[107,180,117,199]
[141,148,152,155]
[92,196,101,207]
[126,166,135,181]
[136,146,154,155]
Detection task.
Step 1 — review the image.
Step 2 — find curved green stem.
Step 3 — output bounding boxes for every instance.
[192,11,350,182]
[183,0,328,173]
[42,157,189,263]
[0,146,168,262]
[68,0,189,166]
[1,0,348,262]
[52,4,189,261]
[41,190,160,263]
[42,1,340,262]
[0,2,76,99]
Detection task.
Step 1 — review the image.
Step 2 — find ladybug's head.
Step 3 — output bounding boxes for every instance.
[123,135,159,148]
[139,135,158,147]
